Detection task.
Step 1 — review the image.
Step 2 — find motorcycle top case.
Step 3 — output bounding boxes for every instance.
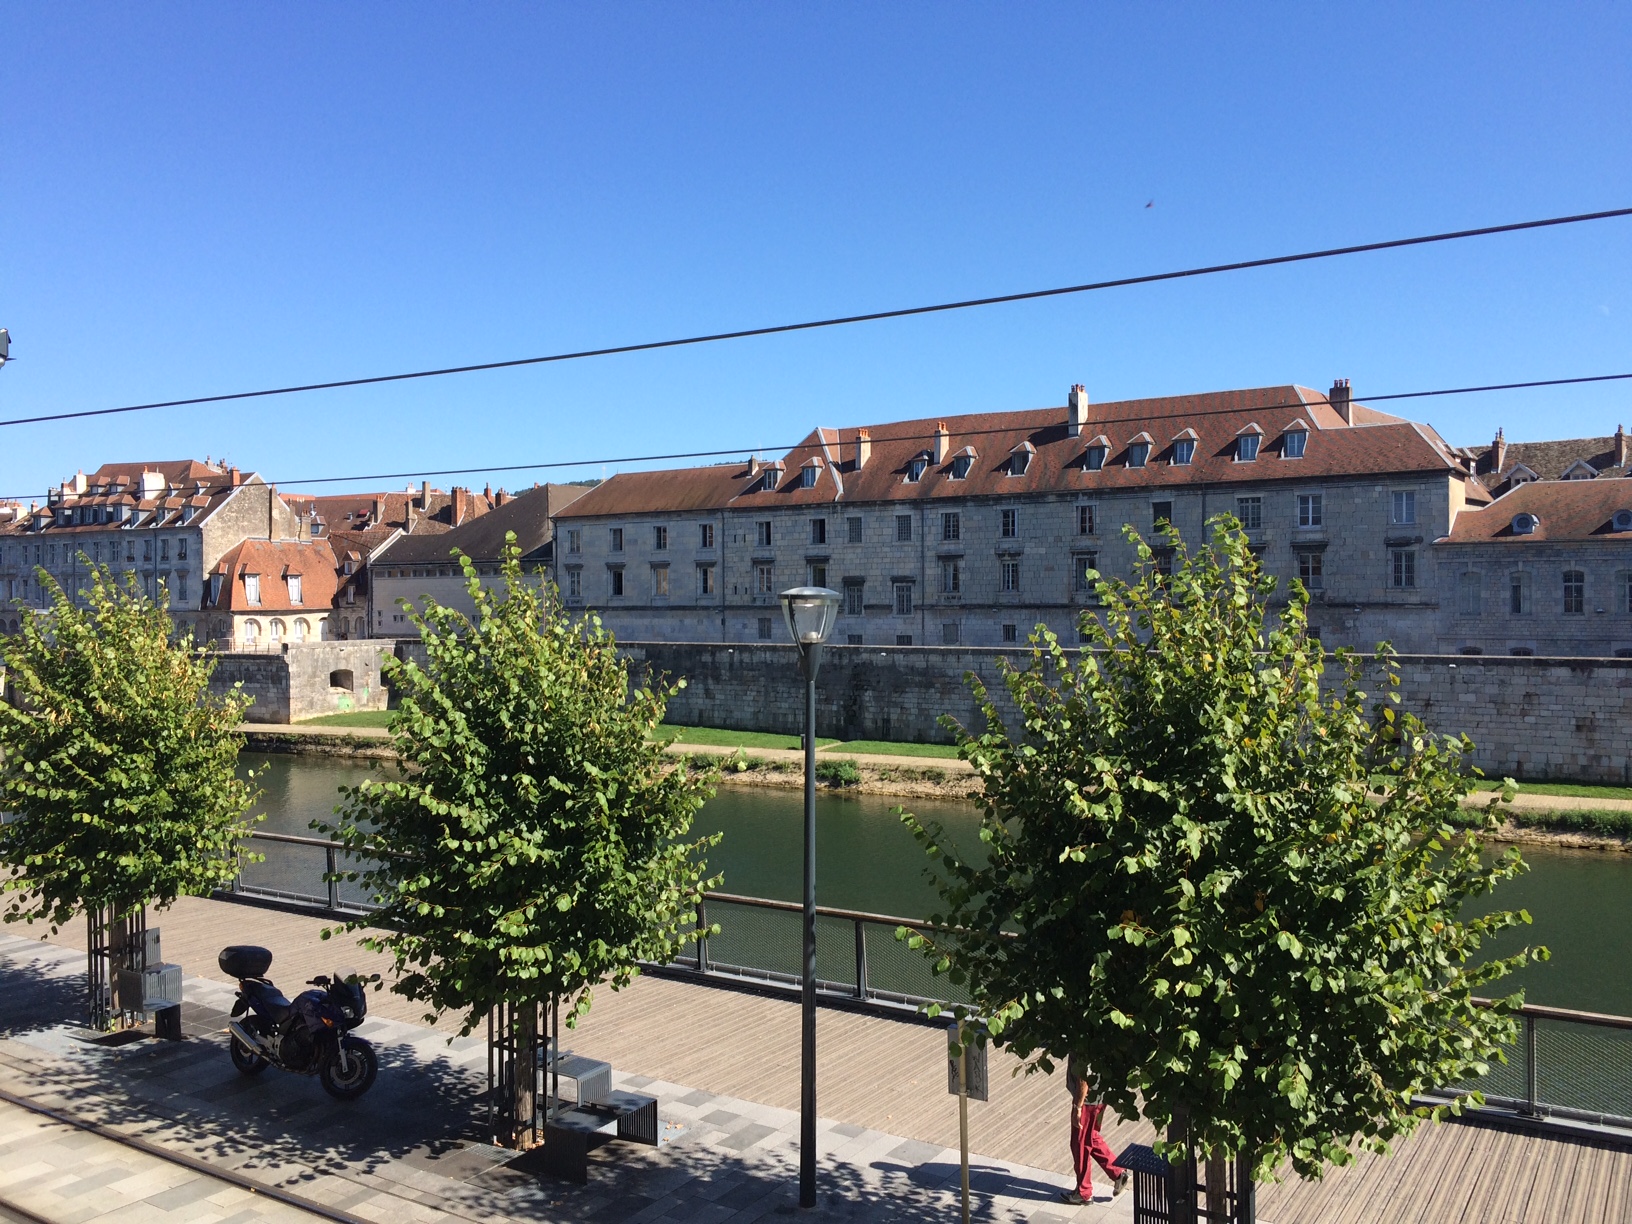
[219,945,273,979]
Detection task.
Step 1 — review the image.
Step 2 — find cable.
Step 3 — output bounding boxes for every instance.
[1,369,1625,502]
[1,205,1628,431]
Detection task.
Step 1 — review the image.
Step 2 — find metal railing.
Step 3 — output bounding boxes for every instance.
[227,830,1632,1127]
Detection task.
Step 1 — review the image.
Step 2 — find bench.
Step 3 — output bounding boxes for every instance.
[540,1090,659,1184]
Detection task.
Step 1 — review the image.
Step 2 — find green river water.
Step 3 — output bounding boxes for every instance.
[239,752,1632,1017]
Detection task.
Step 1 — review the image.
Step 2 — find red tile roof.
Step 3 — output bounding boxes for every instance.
[1443,479,1632,544]
[557,385,1462,519]
[209,538,340,612]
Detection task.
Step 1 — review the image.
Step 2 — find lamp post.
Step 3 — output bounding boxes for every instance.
[778,584,841,1210]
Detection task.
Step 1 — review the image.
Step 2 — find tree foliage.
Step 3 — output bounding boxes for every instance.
[0,564,257,930]
[326,539,719,1034]
[903,519,1544,1179]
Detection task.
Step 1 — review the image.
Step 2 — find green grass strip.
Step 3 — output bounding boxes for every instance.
[296,711,395,728]
[826,739,963,759]
[657,725,839,751]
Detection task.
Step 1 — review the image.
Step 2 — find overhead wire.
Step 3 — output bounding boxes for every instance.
[0,205,1629,431]
[0,369,1626,502]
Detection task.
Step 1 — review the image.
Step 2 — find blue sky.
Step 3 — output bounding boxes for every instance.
[1,4,1629,499]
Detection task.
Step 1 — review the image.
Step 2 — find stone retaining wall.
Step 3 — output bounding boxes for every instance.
[209,641,391,723]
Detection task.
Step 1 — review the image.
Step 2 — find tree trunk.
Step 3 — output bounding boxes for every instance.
[1205,1150,1228,1221]
[512,1002,537,1146]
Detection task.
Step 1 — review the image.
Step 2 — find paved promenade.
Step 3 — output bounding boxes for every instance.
[5,898,1630,1223]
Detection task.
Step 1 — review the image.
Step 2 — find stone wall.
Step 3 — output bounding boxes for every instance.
[209,641,391,723]
[623,641,1632,784]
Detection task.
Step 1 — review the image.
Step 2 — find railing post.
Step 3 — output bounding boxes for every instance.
[854,919,868,999]
[1523,1013,1539,1117]
[326,844,340,911]
[696,898,709,974]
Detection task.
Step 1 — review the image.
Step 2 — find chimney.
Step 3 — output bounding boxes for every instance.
[933,422,950,465]
[854,429,871,470]
[229,466,242,487]
[420,480,430,509]
[1616,425,1628,469]
[483,483,493,501]
[496,488,510,507]
[1329,378,1353,426]
[451,487,469,526]
[1067,384,1090,437]
[1493,428,1507,473]
[749,455,761,477]
[268,485,277,539]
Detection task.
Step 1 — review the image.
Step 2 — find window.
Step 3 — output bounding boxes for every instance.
[755,562,775,595]
[1009,449,1031,476]
[1282,430,1307,459]
[244,574,261,606]
[844,581,864,616]
[1001,623,1017,643]
[1073,552,1099,593]
[610,568,625,597]
[293,618,309,643]
[1625,573,1632,614]
[699,524,714,549]
[1457,572,1481,616]
[896,634,914,646]
[1460,646,1483,656]
[270,618,286,642]
[566,568,582,598]
[178,538,188,560]
[653,526,668,551]
[1084,445,1107,472]
[1000,508,1018,538]
[808,563,827,587]
[1172,439,1195,466]
[176,576,188,603]
[1236,497,1261,530]
[697,564,715,595]
[1297,494,1323,528]
[758,617,773,640]
[757,521,772,547]
[160,538,170,562]
[144,539,153,562]
[940,559,961,594]
[1392,491,1417,525]
[1563,570,1585,615]
[1298,550,1324,591]
[1077,504,1095,535]
[950,454,972,479]
[287,574,303,605]
[1389,549,1416,589]
[907,457,928,482]
[847,634,864,646]
[1127,442,1150,469]
[1153,501,1174,530]
[811,518,827,545]
[1154,549,1175,577]
[1236,434,1260,462]
[896,514,913,542]
[941,512,960,542]
[1510,647,1534,657]
[1000,559,1021,593]
[610,528,624,552]
[1510,572,1530,615]
[893,582,914,616]
[208,574,223,606]
[941,623,961,645]
[847,517,863,544]
[243,619,260,644]
[567,529,581,555]
[800,466,818,489]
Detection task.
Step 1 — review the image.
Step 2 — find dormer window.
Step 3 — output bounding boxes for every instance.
[1613,510,1632,533]
[1083,439,1108,472]
[1008,442,1034,477]
[948,446,976,480]
[1235,426,1263,462]
[1170,430,1196,466]
[1561,460,1597,480]
[287,574,303,605]
[1511,513,1539,535]
[800,466,817,489]
[1281,426,1308,459]
[1126,435,1152,469]
[907,456,929,482]
[1507,464,1538,487]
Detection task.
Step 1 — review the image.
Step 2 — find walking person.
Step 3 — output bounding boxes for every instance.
[1063,1054,1129,1205]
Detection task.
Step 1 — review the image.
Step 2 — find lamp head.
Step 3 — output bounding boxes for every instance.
[779,585,842,650]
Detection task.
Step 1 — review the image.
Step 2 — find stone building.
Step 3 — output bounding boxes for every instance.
[198,537,341,649]
[0,460,299,638]
[371,483,588,635]
[1432,478,1632,657]
[552,382,1488,652]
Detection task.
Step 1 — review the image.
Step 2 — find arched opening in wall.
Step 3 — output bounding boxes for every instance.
[270,618,286,643]
[330,669,355,692]
[243,619,261,646]
[293,618,309,643]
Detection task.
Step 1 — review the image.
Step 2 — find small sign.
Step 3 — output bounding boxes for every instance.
[946,1021,989,1102]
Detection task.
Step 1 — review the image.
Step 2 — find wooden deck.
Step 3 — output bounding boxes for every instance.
[22,893,1632,1223]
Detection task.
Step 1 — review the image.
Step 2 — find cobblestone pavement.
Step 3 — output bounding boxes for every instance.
[0,933,1125,1224]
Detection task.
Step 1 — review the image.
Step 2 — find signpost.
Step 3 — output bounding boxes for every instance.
[946,1020,988,1224]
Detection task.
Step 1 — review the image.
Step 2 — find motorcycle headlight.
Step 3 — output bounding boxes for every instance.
[340,1006,356,1019]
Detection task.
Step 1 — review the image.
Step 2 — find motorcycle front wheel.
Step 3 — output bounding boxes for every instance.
[229,1034,269,1075]
[320,1038,377,1099]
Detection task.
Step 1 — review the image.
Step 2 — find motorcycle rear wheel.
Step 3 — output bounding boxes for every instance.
[229,1034,269,1075]
[320,1038,377,1099]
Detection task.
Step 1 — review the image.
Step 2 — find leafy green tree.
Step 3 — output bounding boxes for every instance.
[903,519,1544,1179]
[0,564,257,932]
[325,538,719,1037]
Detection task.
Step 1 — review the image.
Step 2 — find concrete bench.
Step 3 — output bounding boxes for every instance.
[540,1091,659,1184]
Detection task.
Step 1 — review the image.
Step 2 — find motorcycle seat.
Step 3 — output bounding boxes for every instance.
[244,980,292,1023]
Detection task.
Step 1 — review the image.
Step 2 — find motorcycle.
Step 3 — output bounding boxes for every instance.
[218,945,380,1099]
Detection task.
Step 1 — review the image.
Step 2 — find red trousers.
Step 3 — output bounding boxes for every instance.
[1071,1101,1125,1198]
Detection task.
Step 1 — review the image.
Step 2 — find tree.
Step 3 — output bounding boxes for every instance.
[902,519,1544,1180]
[0,563,256,936]
[325,538,719,1040]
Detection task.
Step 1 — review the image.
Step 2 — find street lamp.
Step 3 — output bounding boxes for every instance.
[778,584,841,1209]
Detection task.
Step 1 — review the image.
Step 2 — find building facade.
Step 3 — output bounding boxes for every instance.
[553,382,1487,653]
[198,537,341,650]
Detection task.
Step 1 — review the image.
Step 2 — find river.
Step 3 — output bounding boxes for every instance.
[239,752,1632,1016]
